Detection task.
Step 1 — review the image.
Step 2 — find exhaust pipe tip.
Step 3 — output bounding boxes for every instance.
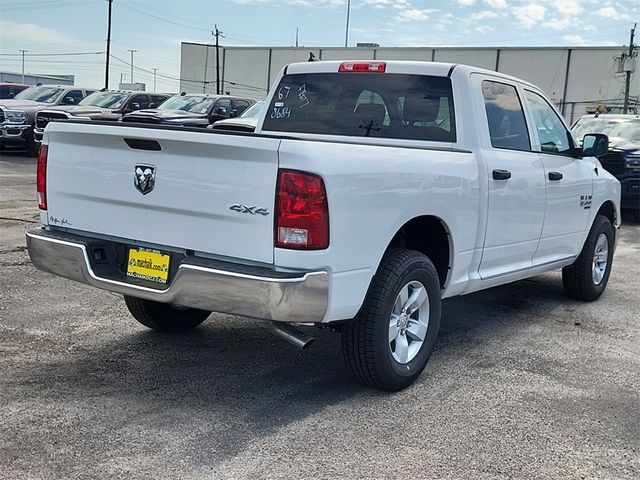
[272,322,315,350]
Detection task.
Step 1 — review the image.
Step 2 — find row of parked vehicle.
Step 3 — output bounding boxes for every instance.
[0,81,637,217]
[0,83,259,156]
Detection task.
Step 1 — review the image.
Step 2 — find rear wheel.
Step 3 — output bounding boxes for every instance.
[562,214,614,301]
[124,295,210,333]
[341,249,441,391]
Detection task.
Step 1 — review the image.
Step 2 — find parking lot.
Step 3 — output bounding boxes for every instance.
[0,148,638,479]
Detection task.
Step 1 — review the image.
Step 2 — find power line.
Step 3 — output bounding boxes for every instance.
[117,2,210,32]
[0,51,105,56]
[0,0,100,11]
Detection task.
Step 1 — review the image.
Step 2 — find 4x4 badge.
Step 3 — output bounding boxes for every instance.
[134,164,156,195]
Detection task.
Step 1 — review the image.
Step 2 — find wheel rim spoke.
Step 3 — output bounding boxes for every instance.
[394,286,409,314]
[403,285,427,314]
[395,334,409,364]
[389,314,400,344]
[406,319,428,341]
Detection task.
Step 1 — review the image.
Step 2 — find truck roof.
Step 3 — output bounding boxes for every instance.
[284,60,540,90]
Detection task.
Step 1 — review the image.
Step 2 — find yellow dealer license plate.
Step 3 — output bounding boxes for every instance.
[126,247,170,284]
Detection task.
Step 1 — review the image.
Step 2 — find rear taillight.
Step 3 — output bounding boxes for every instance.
[37,145,48,210]
[276,169,329,250]
[339,62,386,73]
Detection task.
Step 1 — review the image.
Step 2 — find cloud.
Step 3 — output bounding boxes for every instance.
[563,34,587,45]
[475,25,494,34]
[456,0,476,6]
[362,0,409,7]
[0,20,76,45]
[553,0,583,16]
[395,8,430,21]
[484,0,508,8]
[596,6,631,20]
[542,17,572,31]
[513,4,546,28]
[232,0,345,6]
[475,10,498,19]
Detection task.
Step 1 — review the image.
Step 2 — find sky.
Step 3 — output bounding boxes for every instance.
[0,0,638,93]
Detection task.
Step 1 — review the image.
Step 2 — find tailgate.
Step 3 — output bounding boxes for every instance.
[44,122,280,265]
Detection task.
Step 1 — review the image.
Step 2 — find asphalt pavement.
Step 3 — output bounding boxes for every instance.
[1,148,638,479]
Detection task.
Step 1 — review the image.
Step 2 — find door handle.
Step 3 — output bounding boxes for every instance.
[492,169,511,180]
[548,171,563,181]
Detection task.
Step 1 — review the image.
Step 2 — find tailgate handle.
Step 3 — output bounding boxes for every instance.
[124,138,161,151]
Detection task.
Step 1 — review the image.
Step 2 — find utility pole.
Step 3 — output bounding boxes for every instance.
[214,25,224,95]
[296,27,299,47]
[19,50,27,83]
[119,73,124,87]
[623,23,637,114]
[345,0,351,47]
[128,49,137,85]
[152,68,158,92]
[104,0,113,89]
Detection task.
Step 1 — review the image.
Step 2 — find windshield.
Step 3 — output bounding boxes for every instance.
[15,86,64,103]
[240,101,265,118]
[79,91,128,108]
[572,117,640,142]
[158,95,216,114]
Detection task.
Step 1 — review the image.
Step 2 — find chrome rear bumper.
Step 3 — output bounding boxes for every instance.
[26,229,329,323]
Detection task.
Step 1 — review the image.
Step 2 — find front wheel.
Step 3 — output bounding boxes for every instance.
[562,214,614,301]
[124,296,210,333]
[341,249,441,391]
[25,131,39,157]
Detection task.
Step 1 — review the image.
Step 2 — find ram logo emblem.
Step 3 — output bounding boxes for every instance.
[134,164,156,195]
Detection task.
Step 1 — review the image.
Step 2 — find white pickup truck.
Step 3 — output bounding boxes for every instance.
[27,61,620,391]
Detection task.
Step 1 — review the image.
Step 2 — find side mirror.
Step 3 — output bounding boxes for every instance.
[131,102,141,110]
[229,109,238,118]
[582,133,609,158]
[63,96,75,105]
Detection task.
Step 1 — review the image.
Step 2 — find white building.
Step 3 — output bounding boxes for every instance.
[179,43,639,123]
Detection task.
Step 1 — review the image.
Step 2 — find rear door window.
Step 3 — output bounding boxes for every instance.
[262,73,456,142]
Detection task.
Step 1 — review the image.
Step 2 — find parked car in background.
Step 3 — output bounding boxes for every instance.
[572,114,640,219]
[0,83,29,99]
[121,93,255,127]
[0,84,95,155]
[208,100,265,132]
[34,90,171,144]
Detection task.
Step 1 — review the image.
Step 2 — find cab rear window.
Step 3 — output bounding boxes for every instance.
[262,73,456,142]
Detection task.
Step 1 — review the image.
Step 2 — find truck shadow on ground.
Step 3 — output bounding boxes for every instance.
[11,271,575,467]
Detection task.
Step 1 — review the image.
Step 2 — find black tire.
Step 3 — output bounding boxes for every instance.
[25,131,38,157]
[124,295,210,333]
[341,249,441,391]
[562,214,614,301]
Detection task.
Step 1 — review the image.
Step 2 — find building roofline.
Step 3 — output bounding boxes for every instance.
[181,42,624,51]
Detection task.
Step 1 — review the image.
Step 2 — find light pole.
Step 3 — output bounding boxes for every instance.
[153,68,158,92]
[128,49,137,85]
[344,0,351,47]
[104,0,113,89]
[19,49,27,83]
